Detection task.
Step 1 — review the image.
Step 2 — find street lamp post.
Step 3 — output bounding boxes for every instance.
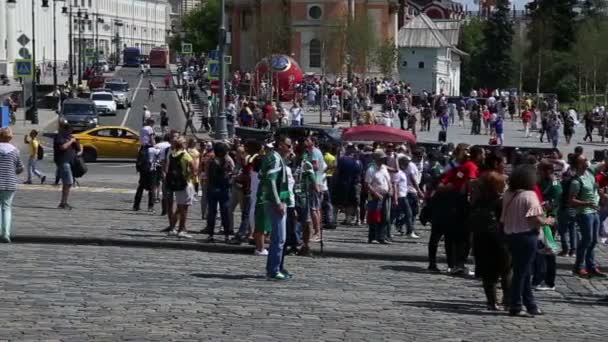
[95,16,104,65]
[113,20,123,66]
[62,5,74,85]
[214,0,228,140]
[30,0,40,124]
[42,0,59,91]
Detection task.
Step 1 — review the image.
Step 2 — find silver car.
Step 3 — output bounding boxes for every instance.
[104,80,131,108]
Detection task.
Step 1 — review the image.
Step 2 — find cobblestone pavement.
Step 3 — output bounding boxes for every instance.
[2,242,607,341]
[4,188,608,340]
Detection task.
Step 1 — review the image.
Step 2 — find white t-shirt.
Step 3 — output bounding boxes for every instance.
[155,141,171,162]
[290,107,302,122]
[286,166,295,208]
[365,164,391,196]
[139,125,154,146]
[144,110,152,121]
[392,170,408,198]
[406,162,420,194]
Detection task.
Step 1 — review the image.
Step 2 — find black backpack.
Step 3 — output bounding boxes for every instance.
[208,157,231,190]
[166,152,188,191]
[71,156,88,178]
[37,145,44,160]
[135,148,151,173]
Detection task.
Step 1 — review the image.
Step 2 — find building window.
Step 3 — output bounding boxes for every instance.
[418,62,425,69]
[88,0,91,7]
[309,39,321,68]
[308,5,323,20]
[401,60,408,68]
[241,10,252,31]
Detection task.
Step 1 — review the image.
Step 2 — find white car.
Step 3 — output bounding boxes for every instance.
[90,91,117,116]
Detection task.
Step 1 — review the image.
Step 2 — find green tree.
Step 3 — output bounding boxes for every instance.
[478,0,514,89]
[524,0,577,99]
[458,18,485,92]
[181,0,221,53]
[346,14,377,78]
[374,39,398,78]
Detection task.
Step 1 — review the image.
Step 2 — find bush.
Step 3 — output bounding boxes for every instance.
[554,74,578,103]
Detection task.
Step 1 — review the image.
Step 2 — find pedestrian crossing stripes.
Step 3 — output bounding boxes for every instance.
[19,184,136,194]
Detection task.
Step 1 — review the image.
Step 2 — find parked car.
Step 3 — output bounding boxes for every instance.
[103,79,131,108]
[60,98,99,132]
[74,126,140,162]
[87,75,106,90]
[90,91,117,116]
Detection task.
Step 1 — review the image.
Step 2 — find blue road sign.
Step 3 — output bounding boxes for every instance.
[1,106,10,128]
[208,61,220,80]
[15,59,33,78]
[208,50,219,61]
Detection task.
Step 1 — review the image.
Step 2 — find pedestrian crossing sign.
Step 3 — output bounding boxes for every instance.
[208,61,220,80]
[15,59,33,78]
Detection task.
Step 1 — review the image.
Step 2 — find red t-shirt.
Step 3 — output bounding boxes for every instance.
[522,110,532,123]
[596,173,608,188]
[441,161,479,192]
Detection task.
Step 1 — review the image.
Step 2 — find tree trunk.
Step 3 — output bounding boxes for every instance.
[536,50,542,108]
[593,57,598,106]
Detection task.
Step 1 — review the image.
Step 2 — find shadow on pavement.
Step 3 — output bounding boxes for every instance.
[380,264,446,275]
[395,299,504,316]
[191,273,266,280]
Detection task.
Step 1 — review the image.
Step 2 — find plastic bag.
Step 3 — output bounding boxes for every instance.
[539,225,559,255]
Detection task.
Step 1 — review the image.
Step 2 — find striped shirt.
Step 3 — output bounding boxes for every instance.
[0,143,24,191]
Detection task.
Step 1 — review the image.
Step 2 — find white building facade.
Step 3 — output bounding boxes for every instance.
[396,14,464,96]
[0,0,169,78]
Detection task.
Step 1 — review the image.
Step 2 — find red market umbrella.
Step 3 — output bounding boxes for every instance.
[342,125,417,144]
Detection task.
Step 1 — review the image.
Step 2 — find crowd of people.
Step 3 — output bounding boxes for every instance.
[1,53,607,314]
[126,111,608,313]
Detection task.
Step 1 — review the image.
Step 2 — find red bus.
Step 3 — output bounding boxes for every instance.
[149,47,169,68]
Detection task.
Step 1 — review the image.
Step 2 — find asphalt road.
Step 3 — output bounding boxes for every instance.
[31,67,186,187]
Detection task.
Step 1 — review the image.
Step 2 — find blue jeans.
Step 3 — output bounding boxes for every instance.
[406,193,419,233]
[265,203,287,277]
[558,211,578,252]
[368,197,389,242]
[532,251,556,288]
[575,212,600,271]
[392,197,414,234]
[599,208,608,237]
[321,189,334,226]
[0,191,16,238]
[27,157,44,182]
[508,231,538,312]
[206,188,232,236]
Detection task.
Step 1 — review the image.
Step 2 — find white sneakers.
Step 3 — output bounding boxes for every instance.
[255,249,269,256]
[407,232,420,239]
[177,231,193,239]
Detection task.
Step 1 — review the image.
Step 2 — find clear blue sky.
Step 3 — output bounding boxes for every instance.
[460,0,529,10]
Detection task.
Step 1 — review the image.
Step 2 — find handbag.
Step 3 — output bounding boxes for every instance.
[71,156,88,178]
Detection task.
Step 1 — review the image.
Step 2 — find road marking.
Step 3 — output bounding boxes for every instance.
[97,164,136,168]
[19,184,136,194]
[120,74,144,127]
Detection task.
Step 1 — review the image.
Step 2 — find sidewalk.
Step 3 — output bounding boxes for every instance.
[10,108,58,152]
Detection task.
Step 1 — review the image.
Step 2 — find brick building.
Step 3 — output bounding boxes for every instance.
[226,0,465,74]
[227,0,400,74]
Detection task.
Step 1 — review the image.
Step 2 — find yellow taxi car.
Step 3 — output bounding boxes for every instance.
[74,126,140,162]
